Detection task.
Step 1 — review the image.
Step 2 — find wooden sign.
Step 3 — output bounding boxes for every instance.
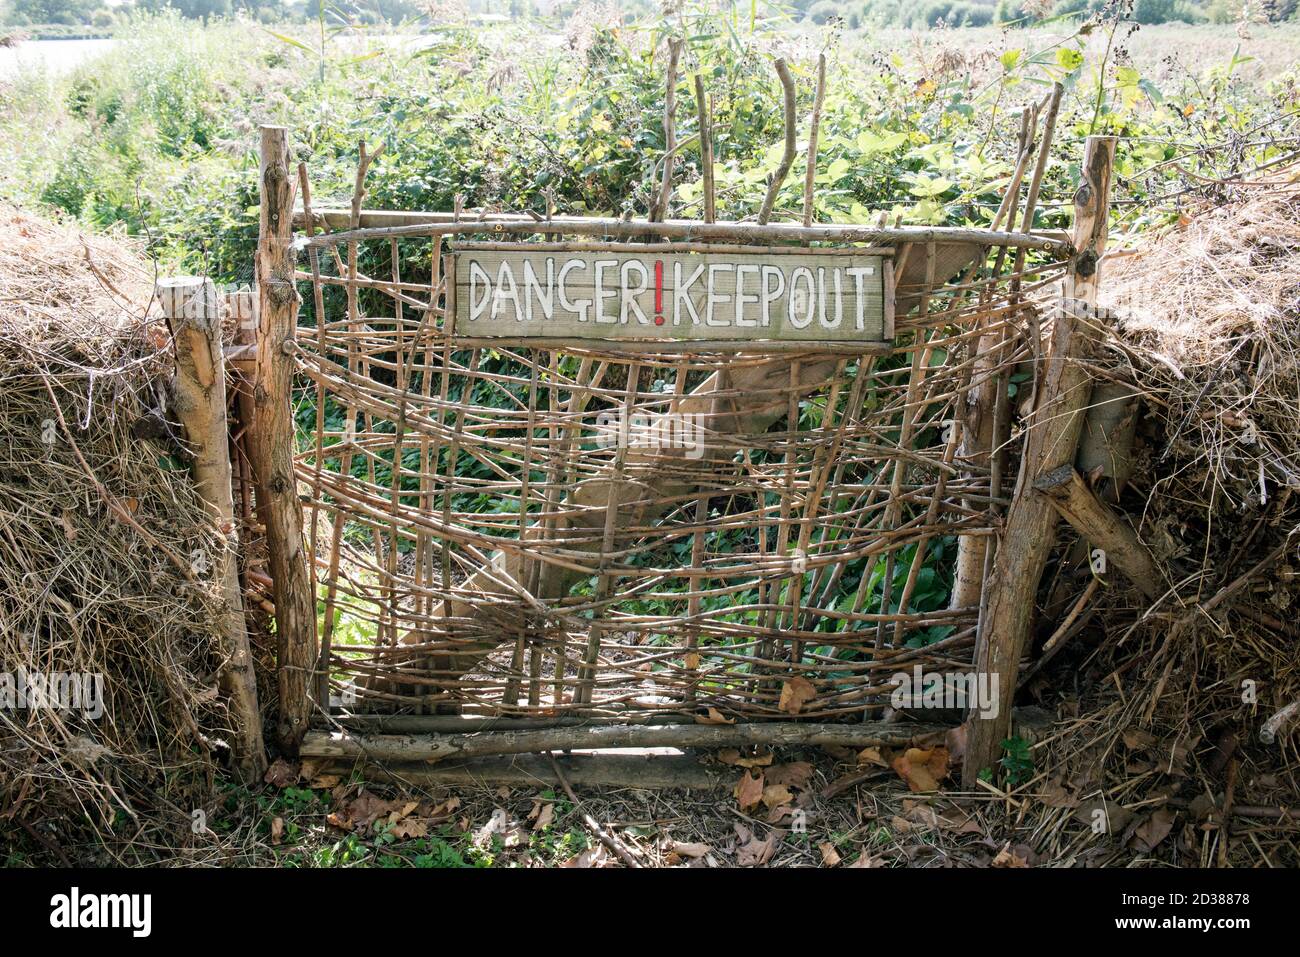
[448,246,892,345]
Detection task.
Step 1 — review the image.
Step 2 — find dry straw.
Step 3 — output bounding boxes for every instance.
[1016,167,1300,866]
[0,206,239,859]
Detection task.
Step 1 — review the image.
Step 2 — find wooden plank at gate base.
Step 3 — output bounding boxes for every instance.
[450,248,890,344]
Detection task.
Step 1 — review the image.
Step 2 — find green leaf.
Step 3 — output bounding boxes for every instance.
[1056,47,1083,72]
[999,49,1022,71]
[906,174,953,198]
[261,28,315,55]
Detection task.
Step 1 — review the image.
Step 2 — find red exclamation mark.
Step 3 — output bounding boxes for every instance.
[654,260,665,325]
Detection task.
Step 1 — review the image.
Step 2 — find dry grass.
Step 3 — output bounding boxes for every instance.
[0,205,240,864]
[985,165,1300,867]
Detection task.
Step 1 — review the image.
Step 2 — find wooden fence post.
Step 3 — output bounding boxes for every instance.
[156,276,267,783]
[961,135,1116,786]
[254,125,318,753]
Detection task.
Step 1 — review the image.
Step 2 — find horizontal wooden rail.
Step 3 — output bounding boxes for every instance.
[300,721,950,763]
[293,208,1073,254]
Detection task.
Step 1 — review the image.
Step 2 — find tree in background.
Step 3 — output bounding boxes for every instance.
[4,0,107,25]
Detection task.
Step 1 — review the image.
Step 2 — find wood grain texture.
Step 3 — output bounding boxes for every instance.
[451,249,887,343]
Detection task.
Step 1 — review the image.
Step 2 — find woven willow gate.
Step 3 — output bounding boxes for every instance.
[247,109,1093,775]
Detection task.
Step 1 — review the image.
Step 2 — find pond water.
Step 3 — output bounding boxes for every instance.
[0,38,116,78]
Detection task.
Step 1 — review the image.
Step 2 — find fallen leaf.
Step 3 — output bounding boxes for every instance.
[1072,799,1134,836]
[766,803,795,824]
[891,747,950,793]
[902,800,940,829]
[531,803,555,831]
[857,747,888,768]
[991,842,1032,868]
[664,840,710,864]
[385,802,418,826]
[332,792,405,832]
[426,796,461,821]
[1130,808,1177,852]
[696,707,735,725]
[762,784,794,809]
[937,808,984,835]
[819,842,842,867]
[717,748,774,768]
[1038,777,1078,809]
[778,676,817,715]
[734,824,778,867]
[734,769,765,810]
[848,851,885,868]
[389,818,429,840]
[766,761,814,789]
[562,844,609,868]
[1123,728,1157,750]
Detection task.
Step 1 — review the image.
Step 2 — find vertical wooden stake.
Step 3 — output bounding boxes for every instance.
[962,135,1116,786]
[254,125,318,753]
[652,38,683,223]
[157,276,267,784]
[694,73,716,225]
[802,52,827,228]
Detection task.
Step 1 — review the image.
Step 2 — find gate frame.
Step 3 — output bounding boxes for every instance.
[250,125,1116,780]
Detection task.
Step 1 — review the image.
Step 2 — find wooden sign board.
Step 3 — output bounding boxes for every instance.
[448,247,892,346]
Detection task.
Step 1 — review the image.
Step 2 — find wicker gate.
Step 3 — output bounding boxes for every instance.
[288,230,1069,715]
[242,108,1108,778]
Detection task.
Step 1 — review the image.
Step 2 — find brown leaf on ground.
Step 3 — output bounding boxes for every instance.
[766,761,815,789]
[328,792,405,832]
[664,840,710,864]
[1038,777,1078,808]
[762,784,794,809]
[902,800,940,829]
[530,803,555,831]
[1072,799,1134,836]
[734,824,779,866]
[1130,808,1177,852]
[263,758,298,788]
[991,843,1033,868]
[937,808,984,835]
[765,803,795,824]
[891,746,950,792]
[425,796,461,821]
[562,845,610,868]
[1122,728,1158,750]
[848,851,885,868]
[819,842,842,867]
[778,677,817,715]
[389,818,429,840]
[734,769,765,810]
[717,748,774,768]
[857,747,888,767]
